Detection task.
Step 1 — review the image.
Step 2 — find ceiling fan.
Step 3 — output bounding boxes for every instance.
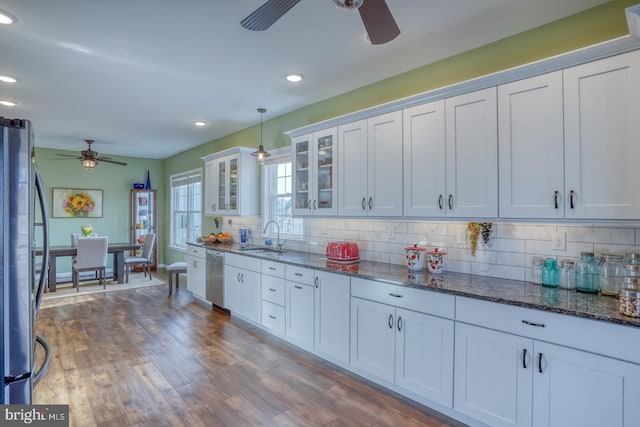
[54,139,127,170]
[241,0,400,45]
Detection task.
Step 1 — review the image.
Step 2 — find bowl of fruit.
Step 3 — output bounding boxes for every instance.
[217,232,233,243]
[198,234,217,244]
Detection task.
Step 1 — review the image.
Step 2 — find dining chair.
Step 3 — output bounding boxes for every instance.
[72,236,108,292]
[124,233,156,283]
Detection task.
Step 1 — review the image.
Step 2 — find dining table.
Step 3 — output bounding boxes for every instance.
[38,242,142,292]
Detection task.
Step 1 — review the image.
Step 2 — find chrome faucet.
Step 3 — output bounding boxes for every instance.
[263,220,286,252]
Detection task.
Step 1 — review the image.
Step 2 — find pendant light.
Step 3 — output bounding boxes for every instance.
[251,108,271,166]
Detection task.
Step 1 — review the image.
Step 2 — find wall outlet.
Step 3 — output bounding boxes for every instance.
[388,224,395,240]
[322,222,329,235]
[551,231,566,251]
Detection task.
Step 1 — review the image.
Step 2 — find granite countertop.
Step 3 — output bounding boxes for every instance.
[189,241,640,328]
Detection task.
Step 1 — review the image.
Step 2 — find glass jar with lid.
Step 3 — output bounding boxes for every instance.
[542,258,559,287]
[599,254,624,296]
[559,260,576,290]
[531,257,544,285]
[575,252,599,293]
[624,252,640,278]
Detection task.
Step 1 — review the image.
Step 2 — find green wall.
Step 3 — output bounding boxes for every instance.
[35,147,163,274]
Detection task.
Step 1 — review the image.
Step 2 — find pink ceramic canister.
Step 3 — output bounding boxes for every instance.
[427,248,447,274]
[404,244,427,271]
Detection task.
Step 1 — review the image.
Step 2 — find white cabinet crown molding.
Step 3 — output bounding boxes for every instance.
[286,36,640,139]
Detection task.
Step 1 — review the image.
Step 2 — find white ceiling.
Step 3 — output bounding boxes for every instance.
[0,0,609,160]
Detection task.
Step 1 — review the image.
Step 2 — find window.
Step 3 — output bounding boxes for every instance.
[170,168,202,250]
[262,150,304,240]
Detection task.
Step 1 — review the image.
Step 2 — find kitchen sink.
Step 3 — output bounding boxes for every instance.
[238,246,284,255]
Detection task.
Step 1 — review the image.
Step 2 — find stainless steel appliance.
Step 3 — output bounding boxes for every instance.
[1,117,51,404]
[206,249,225,309]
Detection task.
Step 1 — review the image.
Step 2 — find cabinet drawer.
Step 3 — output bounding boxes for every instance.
[225,253,261,272]
[351,277,454,319]
[262,300,285,335]
[262,274,285,306]
[262,260,285,278]
[285,265,315,286]
[186,244,205,258]
[456,296,640,364]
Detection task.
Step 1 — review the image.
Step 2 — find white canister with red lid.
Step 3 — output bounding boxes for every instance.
[404,244,427,271]
[427,248,447,274]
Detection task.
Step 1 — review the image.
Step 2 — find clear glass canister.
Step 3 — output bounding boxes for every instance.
[541,258,559,287]
[575,252,599,293]
[531,257,544,285]
[599,254,624,296]
[619,288,640,317]
[559,260,576,290]
[624,252,640,278]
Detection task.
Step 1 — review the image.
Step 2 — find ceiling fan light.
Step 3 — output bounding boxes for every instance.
[82,158,97,170]
[333,0,363,10]
[0,10,15,25]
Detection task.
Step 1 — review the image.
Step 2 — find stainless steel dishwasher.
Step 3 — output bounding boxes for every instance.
[205,249,225,309]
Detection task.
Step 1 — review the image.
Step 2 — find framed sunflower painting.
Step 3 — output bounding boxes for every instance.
[52,188,103,218]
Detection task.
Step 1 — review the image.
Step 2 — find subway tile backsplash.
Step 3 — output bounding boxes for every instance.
[209,216,640,283]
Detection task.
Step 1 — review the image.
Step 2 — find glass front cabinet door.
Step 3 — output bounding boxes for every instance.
[293,127,337,216]
[130,188,157,269]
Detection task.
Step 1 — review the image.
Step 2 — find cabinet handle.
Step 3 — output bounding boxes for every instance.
[362,197,366,210]
[448,194,453,210]
[522,348,528,369]
[294,285,303,290]
[237,273,240,282]
[368,197,373,210]
[268,288,276,292]
[294,272,303,277]
[438,194,444,210]
[569,190,575,209]
[522,320,545,328]
[388,314,394,329]
[538,353,543,373]
[269,315,276,319]
[313,199,317,211]
[389,293,403,298]
[308,199,312,211]
[554,191,559,209]
[314,276,319,288]
[397,316,403,332]
[268,267,276,271]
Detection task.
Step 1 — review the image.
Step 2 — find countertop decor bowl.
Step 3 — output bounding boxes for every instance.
[217,236,233,243]
[197,235,217,244]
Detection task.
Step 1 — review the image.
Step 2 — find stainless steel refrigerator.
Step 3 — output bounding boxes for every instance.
[1,117,51,404]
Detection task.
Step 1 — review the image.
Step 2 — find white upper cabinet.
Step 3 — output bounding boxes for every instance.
[338,111,403,217]
[292,128,338,216]
[445,87,498,218]
[563,50,640,219]
[498,71,565,219]
[203,147,259,216]
[403,100,447,217]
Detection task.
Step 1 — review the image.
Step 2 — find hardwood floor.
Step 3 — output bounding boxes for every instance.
[34,278,467,427]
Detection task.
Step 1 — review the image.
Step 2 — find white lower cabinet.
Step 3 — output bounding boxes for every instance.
[455,298,640,427]
[285,265,315,348]
[314,271,350,364]
[224,254,261,324]
[350,278,455,408]
[186,244,206,299]
[261,260,286,334]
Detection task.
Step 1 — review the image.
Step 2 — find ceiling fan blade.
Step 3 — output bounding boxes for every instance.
[51,157,81,160]
[55,153,82,158]
[358,0,400,45]
[241,0,301,31]
[98,158,128,166]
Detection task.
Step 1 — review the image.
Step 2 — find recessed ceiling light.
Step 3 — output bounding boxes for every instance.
[286,73,303,83]
[0,75,17,83]
[0,10,16,25]
[193,121,207,127]
[0,100,17,107]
